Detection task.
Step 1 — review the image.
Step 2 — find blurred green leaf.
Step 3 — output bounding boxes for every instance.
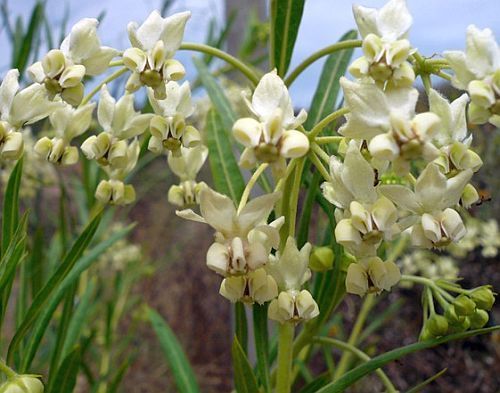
[2,157,23,257]
[272,0,306,76]
[50,346,81,393]
[8,211,103,364]
[317,326,500,393]
[232,336,259,393]
[205,109,245,203]
[148,307,200,393]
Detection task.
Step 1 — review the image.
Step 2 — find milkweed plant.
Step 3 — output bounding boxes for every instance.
[0,0,498,392]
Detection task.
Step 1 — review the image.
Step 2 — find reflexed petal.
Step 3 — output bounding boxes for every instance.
[442,169,473,208]
[342,141,377,203]
[371,196,398,231]
[65,18,101,62]
[252,70,290,120]
[199,187,236,235]
[0,69,20,118]
[352,4,379,38]
[97,85,116,130]
[160,11,191,56]
[377,0,413,40]
[238,192,280,233]
[443,51,476,89]
[83,46,119,76]
[128,10,164,50]
[415,163,447,211]
[175,208,206,223]
[378,184,419,212]
[465,25,500,78]
[10,84,62,126]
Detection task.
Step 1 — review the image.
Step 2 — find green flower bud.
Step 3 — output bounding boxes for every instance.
[469,309,489,329]
[444,305,465,325]
[309,246,334,272]
[426,314,449,337]
[419,326,432,341]
[453,295,476,316]
[469,286,495,311]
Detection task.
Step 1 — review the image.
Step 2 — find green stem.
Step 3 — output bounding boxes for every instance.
[314,337,397,393]
[309,152,331,182]
[108,60,124,67]
[237,163,269,214]
[333,294,375,379]
[0,358,17,379]
[275,159,298,193]
[276,322,295,393]
[434,70,452,81]
[285,40,362,86]
[179,42,260,85]
[308,108,349,139]
[269,0,277,70]
[413,52,432,93]
[80,67,128,106]
[287,158,305,238]
[311,143,330,163]
[315,136,344,145]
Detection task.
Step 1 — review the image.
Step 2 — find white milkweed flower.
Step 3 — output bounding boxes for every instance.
[428,89,483,174]
[0,69,62,160]
[167,145,208,207]
[28,18,119,105]
[123,10,191,99]
[219,268,278,305]
[34,102,95,165]
[95,139,140,206]
[81,85,152,169]
[380,163,472,248]
[232,70,309,176]
[340,78,441,174]
[321,141,398,257]
[350,0,415,88]
[346,256,400,296]
[444,25,500,127]
[267,237,319,324]
[177,187,283,276]
[147,81,200,155]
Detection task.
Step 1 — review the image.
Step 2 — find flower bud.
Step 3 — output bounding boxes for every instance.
[59,65,86,88]
[444,305,465,325]
[467,102,490,124]
[219,276,245,303]
[362,34,383,62]
[453,294,476,316]
[280,130,310,158]
[419,326,432,341]
[42,49,66,78]
[206,242,229,276]
[1,131,24,160]
[295,290,319,320]
[469,309,489,329]
[461,184,480,208]
[123,48,147,72]
[61,83,84,106]
[348,56,370,79]
[164,59,186,81]
[182,125,201,148]
[268,291,294,323]
[468,80,495,108]
[34,137,53,159]
[309,246,334,272]
[426,314,449,337]
[469,286,495,310]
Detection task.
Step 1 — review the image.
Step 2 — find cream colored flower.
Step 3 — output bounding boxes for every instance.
[232,70,309,175]
[219,268,278,304]
[147,81,200,155]
[346,256,400,296]
[267,237,319,324]
[123,11,190,99]
[177,188,282,276]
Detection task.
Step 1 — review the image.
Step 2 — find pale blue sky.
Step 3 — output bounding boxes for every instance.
[1,0,499,106]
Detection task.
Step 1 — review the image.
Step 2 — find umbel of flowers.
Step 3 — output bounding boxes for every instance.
[0,0,498,390]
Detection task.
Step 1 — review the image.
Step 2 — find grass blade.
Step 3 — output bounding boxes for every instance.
[148,307,200,393]
[232,336,259,393]
[253,304,270,392]
[2,157,23,257]
[406,368,448,393]
[50,346,81,393]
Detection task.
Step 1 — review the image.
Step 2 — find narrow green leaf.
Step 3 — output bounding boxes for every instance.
[232,336,259,393]
[148,307,200,393]
[317,326,500,393]
[297,169,321,247]
[20,224,133,371]
[2,157,23,257]
[298,373,329,393]
[406,368,448,393]
[304,30,358,131]
[8,212,103,364]
[50,346,81,393]
[11,2,44,74]
[108,356,134,393]
[193,57,236,131]
[253,304,270,392]
[273,0,306,76]
[205,109,245,203]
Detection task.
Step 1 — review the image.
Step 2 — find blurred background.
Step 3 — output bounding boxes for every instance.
[1,1,499,392]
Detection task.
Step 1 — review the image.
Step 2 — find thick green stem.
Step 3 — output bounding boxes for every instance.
[237,163,269,214]
[80,67,128,106]
[333,294,375,379]
[276,322,295,393]
[179,42,260,85]
[314,337,397,393]
[285,40,362,86]
[308,108,349,139]
[309,152,331,182]
[315,136,344,145]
